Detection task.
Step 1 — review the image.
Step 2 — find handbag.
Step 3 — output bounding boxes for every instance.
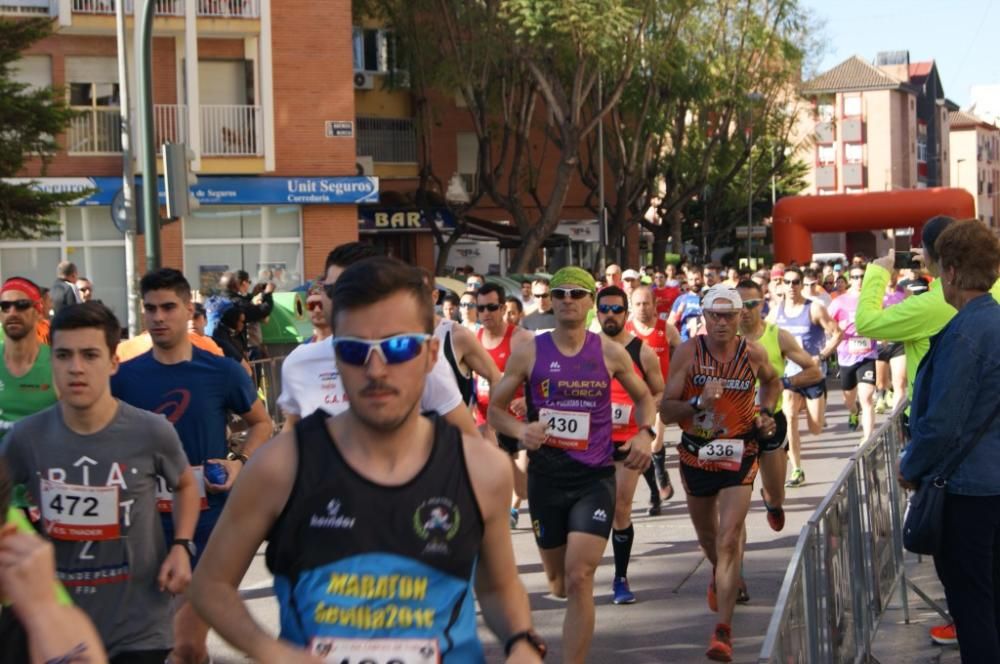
[903,406,1000,555]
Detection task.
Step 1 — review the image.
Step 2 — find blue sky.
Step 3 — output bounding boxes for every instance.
[799,0,998,107]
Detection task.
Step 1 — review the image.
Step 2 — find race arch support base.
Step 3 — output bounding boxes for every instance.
[772,188,976,265]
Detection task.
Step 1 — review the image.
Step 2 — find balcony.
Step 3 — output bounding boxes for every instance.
[67,104,263,157]
[815,165,836,189]
[0,0,53,15]
[842,163,866,188]
[356,117,418,163]
[70,0,259,18]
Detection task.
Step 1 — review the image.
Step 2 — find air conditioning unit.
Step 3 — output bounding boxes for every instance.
[356,156,375,176]
[353,72,375,90]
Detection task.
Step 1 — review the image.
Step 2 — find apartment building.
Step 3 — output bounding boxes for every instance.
[949,110,1000,228]
[3,0,364,323]
[795,51,955,257]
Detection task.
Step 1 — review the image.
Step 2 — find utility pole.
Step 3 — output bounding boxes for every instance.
[136,0,161,270]
[115,0,138,336]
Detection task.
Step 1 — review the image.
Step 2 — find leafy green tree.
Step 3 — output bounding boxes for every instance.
[0,18,82,239]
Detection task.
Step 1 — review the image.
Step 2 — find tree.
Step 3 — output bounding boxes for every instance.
[0,18,83,238]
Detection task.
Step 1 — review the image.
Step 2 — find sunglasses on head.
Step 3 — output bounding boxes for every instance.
[478,303,502,312]
[742,299,762,309]
[597,303,626,314]
[551,288,592,300]
[0,299,34,313]
[332,333,431,367]
[783,278,801,286]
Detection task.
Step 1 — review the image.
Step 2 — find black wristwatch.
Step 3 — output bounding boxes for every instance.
[643,425,656,438]
[760,407,775,418]
[172,538,197,561]
[504,629,547,658]
[226,451,249,464]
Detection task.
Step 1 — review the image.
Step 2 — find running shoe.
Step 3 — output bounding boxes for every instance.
[874,394,888,414]
[509,508,519,529]
[647,499,662,516]
[929,623,957,645]
[761,488,786,531]
[707,576,718,612]
[737,577,750,604]
[848,410,860,432]
[659,481,675,502]
[706,623,733,662]
[785,467,806,488]
[612,577,636,604]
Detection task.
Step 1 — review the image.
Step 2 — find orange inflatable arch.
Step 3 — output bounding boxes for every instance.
[772,188,976,265]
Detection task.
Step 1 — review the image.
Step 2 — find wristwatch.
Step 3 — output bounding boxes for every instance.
[643,425,656,438]
[504,629,547,658]
[172,538,197,560]
[781,376,793,390]
[760,407,775,418]
[688,395,702,411]
[226,451,249,464]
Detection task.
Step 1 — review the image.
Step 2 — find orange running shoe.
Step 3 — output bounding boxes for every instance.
[930,623,957,645]
[706,623,733,662]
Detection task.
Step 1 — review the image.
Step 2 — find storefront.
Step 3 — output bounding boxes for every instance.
[2,175,377,325]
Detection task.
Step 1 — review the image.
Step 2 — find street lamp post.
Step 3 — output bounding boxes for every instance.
[746,92,764,267]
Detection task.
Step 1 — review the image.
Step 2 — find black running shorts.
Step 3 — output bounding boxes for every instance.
[840,359,876,391]
[678,436,759,498]
[527,473,616,549]
[877,342,905,362]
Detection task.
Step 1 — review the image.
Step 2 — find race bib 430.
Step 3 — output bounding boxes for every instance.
[40,480,120,541]
[539,408,591,451]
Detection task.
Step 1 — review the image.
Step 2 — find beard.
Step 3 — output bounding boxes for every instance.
[600,319,624,337]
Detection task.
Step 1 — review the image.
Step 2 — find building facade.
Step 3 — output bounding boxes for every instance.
[949,110,1000,228]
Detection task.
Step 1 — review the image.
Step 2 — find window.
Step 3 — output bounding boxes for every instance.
[352,27,400,74]
[183,205,302,295]
[11,55,51,90]
[817,144,836,165]
[844,143,863,164]
[456,132,478,195]
[356,117,417,163]
[818,104,834,123]
[843,95,862,117]
[66,57,120,154]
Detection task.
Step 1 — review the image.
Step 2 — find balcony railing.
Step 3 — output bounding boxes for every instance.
[357,117,418,163]
[68,104,262,157]
[71,0,259,18]
[0,0,53,15]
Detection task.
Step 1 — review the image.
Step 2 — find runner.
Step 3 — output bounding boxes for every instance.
[659,285,781,662]
[626,285,681,512]
[459,291,480,332]
[651,269,681,320]
[522,279,556,334]
[827,266,879,440]
[504,295,525,328]
[2,302,201,662]
[767,265,842,488]
[489,266,654,664]
[189,257,544,663]
[736,280,823,531]
[670,269,704,341]
[110,269,272,664]
[473,283,533,528]
[596,286,665,604]
[278,243,479,438]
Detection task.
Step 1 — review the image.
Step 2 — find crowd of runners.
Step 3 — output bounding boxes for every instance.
[0,227,955,663]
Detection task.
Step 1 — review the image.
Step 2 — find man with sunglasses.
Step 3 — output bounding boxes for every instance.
[827,267,879,440]
[522,279,555,333]
[596,285,665,605]
[191,257,544,663]
[659,285,782,662]
[767,266,841,488]
[0,278,57,439]
[489,266,654,664]
[459,291,480,332]
[669,269,705,341]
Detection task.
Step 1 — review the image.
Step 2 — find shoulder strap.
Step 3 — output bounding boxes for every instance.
[625,337,646,382]
[940,405,1000,481]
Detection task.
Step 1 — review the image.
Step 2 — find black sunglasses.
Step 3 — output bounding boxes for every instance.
[460,302,478,309]
[532,292,551,299]
[0,299,34,313]
[478,303,502,312]
[597,303,626,314]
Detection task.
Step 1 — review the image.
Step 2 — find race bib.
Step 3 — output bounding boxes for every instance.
[848,337,873,354]
[611,403,633,427]
[697,439,744,472]
[309,637,440,663]
[40,480,120,541]
[155,466,208,513]
[539,408,591,451]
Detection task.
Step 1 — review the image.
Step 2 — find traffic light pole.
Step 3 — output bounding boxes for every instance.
[137,0,161,270]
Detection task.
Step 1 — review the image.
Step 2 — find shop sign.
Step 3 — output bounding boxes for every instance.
[358,208,456,232]
[325,121,354,138]
[557,219,599,242]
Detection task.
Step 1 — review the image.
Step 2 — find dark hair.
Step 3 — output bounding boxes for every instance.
[476,282,506,302]
[597,285,628,308]
[192,302,207,319]
[325,242,379,272]
[784,265,803,277]
[331,257,434,333]
[504,295,523,313]
[140,268,192,302]
[57,260,77,279]
[802,267,819,280]
[736,279,763,295]
[51,302,122,355]
[441,293,460,306]
[936,219,1000,291]
[921,215,956,263]
[236,269,250,284]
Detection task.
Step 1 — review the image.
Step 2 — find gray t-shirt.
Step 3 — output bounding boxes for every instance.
[0,401,188,656]
[522,309,556,333]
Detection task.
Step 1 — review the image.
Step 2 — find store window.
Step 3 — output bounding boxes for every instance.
[183,205,302,294]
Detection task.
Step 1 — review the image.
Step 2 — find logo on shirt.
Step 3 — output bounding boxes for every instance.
[549,361,561,372]
[413,497,461,555]
[309,499,356,530]
[153,389,192,424]
[539,379,551,400]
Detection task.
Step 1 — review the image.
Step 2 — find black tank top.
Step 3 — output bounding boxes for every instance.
[265,412,485,658]
[443,326,475,406]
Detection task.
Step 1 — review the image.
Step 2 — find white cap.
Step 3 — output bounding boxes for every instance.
[622,269,641,281]
[702,286,743,312]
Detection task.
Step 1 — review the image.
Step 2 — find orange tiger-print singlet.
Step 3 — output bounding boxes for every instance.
[679,336,758,441]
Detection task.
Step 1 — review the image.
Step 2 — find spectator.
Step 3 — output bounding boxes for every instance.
[218,271,273,358]
[49,261,80,314]
[76,277,94,303]
[899,219,1000,662]
[212,305,250,369]
[465,273,485,292]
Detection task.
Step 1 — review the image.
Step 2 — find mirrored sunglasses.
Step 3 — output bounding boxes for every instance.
[332,334,430,367]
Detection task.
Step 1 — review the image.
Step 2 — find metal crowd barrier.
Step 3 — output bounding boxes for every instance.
[250,355,287,433]
[758,402,920,663]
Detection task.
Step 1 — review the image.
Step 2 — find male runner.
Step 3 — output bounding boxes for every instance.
[3,302,200,662]
[736,281,823,531]
[0,278,57,437]
[827,266,878,440]
[278,243,479,437]
[522,279,556,333]
[473,283,533,527]
[111,269,272,664]
[652,269,681,319]
[659,285,781,662]
[489,266,654,664]
[190,257,544,663]
[767,265,841,487]
[504,296,525,328]
[596,286,664,605]
[669,269,705,341]
[627,285,681,510]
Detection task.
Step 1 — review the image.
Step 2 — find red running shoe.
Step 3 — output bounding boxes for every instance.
[706,623,733,662]
[930,623,957,645]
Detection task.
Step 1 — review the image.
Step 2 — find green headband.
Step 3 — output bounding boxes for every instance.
[550,266,596,293]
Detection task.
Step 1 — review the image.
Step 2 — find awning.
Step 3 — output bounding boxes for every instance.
[462,216,570,249]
